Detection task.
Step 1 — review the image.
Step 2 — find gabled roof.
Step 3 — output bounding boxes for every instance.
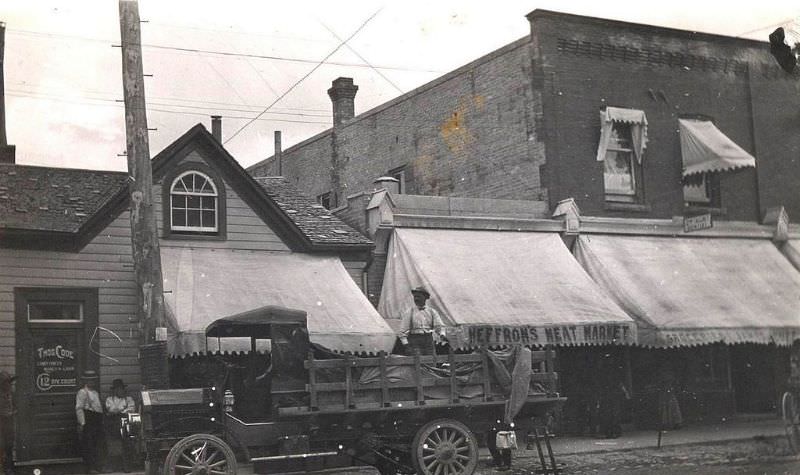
[0,124,372,253]
[0,163,126,233]
[254,177,372,247]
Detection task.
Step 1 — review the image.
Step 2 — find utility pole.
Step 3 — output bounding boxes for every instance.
[118,0,168,387]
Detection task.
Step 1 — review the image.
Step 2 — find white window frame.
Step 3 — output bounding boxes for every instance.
[170,171,219,233]
[603,123,638,202]
[27,301,84,323]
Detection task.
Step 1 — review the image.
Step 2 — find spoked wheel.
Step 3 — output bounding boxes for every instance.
[782,392,800,454]
[411,419,478,475]
[163,433,237,475]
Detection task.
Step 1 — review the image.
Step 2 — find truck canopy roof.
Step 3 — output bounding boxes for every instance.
[205,305,308,339]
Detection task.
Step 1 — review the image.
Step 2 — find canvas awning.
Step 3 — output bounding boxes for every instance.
[574,235,800,347]
[679,119,756,181]
[596,107,648,163]
[378,229,637,348]
[161,247,397,356]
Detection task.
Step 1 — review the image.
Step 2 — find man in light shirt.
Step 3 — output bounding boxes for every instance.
[75,370,105,474]
[398,286,447,355]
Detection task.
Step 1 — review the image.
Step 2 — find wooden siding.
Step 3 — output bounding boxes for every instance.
[0,212,140,390]
[155,150,290,252]
[341,260,366,293]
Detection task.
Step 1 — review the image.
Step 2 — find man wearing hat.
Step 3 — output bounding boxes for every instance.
[75,370,105,474]
[398,286,447,355]
[105,379,135,472]
[0,371,15,475]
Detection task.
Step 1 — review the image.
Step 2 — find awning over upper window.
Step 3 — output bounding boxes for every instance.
[596,107,648,163]
[679,119,756,181]
[161,247,397,357]
[378,229,637,348]
[574,235,800,347]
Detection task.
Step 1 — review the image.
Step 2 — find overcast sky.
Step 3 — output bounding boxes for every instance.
[2,1,799,171]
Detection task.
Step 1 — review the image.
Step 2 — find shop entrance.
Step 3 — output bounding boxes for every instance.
[14,288,98,464]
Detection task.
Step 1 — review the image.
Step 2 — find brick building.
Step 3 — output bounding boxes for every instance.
[247,10,800,431]
[248,9,800,224]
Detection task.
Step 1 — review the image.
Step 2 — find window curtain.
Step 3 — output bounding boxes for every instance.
[596,107,648,163]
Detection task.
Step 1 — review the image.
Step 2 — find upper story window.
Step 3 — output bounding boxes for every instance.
[596,107,648,204]
[170,171,218,233]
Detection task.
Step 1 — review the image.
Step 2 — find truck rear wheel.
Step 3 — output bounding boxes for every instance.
[162,433,237,475]
[411,419,478,475]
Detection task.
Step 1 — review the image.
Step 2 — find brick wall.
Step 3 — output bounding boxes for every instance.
[530,11,800,221]
[248,37,549,206]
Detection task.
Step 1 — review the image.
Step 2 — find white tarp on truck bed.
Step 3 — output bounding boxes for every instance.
[161,247,397,356]
[378,228,636,348]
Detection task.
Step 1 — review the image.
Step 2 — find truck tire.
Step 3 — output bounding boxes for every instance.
[411,419,479,475]
[162,433,237,475]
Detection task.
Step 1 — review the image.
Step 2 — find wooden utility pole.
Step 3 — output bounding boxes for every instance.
[118,1,167,369]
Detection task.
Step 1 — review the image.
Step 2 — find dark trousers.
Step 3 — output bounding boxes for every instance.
[487,428,512,468]
[0,415,13,474]
[106,415,134,472]
[82,411,105,472]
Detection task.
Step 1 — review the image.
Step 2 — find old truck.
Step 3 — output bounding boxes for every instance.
[125,305,564,475]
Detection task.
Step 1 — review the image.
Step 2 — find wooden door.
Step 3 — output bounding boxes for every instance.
[14,288,98,463]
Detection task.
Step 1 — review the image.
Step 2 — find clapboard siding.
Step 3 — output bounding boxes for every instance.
[0,211,140,388]
[154,150,290,252]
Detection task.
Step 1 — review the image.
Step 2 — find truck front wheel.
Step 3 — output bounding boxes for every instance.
[411,419,478,475]
[162,433,237,475]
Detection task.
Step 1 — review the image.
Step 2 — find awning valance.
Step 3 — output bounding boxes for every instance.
[574,235,800,347]
[596,107,648,163]
[679,119,756,180]
[377,229,637,348]
[161,247,396,357]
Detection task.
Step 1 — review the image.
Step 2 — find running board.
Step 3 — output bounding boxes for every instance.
[250,450,340,462]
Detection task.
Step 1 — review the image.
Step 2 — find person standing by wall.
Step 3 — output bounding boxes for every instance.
[75,370,105,474]
[397,286,447,355]
[0,371,15,475]
[105,379,135,473]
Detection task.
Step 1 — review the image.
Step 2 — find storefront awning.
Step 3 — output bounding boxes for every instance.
[161,247,396,357]
[378,229,637,348]
[679,119,756,180]
[575,235,800,347]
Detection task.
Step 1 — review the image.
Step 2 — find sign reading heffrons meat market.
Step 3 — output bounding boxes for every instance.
[447,323,637,347]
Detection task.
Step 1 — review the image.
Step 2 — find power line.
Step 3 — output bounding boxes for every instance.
[6,27,443,74]
[224,8,384,144]
[319,21,404,95]
[736,16,800,37]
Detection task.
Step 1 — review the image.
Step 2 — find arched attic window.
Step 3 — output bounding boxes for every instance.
[170,171,219,233]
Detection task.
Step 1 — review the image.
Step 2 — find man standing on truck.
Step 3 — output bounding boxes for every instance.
[398,286,447,355]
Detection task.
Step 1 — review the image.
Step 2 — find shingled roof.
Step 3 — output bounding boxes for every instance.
[0,163,127,233]
[254,177,371,247]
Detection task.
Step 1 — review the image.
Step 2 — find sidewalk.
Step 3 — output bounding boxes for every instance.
[545,414,785,456]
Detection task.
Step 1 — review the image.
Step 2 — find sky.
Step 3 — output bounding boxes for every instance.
[1,0,799,171]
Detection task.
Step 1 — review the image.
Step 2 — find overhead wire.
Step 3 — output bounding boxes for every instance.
[223,7,384,144]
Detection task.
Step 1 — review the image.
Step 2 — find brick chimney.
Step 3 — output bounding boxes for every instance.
[327,77,358,127]
[210,115,222,142]
[0,22,15,164]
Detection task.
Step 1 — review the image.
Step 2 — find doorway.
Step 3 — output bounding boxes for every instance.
[14,288,98,464]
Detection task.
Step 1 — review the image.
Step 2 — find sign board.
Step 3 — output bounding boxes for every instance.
[33,335,78,393]
[448,323,637,347]
[684,213,713,233]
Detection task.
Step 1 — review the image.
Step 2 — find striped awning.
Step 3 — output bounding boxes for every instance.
[679,119,755,181]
